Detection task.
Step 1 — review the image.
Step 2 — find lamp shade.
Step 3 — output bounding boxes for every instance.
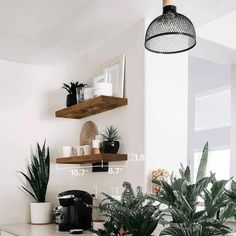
[145,2,196,54]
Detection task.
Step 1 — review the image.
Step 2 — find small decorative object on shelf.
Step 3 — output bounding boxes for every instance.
[84,87,94,101]
[76,83,88,103]
[151,169,169,194]
[101,54,125,98]
[62,81,80,107]
[101,125,120,154]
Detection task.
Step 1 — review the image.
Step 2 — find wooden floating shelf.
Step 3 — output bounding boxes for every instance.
[55,96,128,119]
[56,154,128,164]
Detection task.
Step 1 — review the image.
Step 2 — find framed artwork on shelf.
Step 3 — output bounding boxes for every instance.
[101,54,125,98]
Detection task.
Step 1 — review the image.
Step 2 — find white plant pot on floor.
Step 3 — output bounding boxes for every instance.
[30,202,51,224]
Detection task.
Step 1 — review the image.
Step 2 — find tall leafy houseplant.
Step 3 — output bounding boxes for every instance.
[95,182,161,236]
[152,142,236,236]
[19,142,51,224]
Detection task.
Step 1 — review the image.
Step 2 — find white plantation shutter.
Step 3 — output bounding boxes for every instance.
[195,88,231,131]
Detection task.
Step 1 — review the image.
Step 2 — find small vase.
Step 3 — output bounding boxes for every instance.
[76,87,85,103]
[66,94,77,107]
[30,202,51,224]
[102,141,120,154]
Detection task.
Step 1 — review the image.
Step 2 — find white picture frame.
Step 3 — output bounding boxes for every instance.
[102,54,126,98]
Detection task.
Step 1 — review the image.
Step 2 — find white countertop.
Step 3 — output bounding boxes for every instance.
[1,223,236,236]
[0,224,96,236]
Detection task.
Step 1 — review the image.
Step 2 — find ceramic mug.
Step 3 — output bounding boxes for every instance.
[59,146,73,157]
[75,145,92,156]
[84,87,94,101]
[75,146,84,156]
[82,145,92,155]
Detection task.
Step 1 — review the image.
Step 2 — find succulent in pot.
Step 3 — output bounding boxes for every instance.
[101,126,120,154]
[62,81,80,107]
[18,141,51,224]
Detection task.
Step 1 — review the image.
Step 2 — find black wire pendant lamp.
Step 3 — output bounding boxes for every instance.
[145,0,196,54]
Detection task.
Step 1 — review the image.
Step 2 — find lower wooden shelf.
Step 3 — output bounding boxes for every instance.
[56,153,127,164]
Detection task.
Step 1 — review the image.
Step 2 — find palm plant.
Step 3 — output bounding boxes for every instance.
[152,142,235,236]
[96,182,161,236]
[19,141,50,202]
[62,81,80,95]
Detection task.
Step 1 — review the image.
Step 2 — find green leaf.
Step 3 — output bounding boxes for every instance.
[160,226,184,236]
[184,166,191,182]
[231,180,236,192]
[196,142,208,182]
[220,204,236,220]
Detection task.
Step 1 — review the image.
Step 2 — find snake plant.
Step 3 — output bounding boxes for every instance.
[19,141,50,202]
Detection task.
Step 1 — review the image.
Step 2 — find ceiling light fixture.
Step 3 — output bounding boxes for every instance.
[145,0,196,54]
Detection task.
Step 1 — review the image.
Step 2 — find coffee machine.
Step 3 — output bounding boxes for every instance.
[58,190,93,232]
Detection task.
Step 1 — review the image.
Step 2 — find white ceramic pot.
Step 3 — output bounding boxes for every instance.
[30,202,51,224]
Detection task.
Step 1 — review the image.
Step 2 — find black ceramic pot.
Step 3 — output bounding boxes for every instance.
[66,94,77,107]
[102,141,120,154]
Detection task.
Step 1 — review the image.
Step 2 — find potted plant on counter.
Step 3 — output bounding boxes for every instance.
[62,81,79,107]
[94,182,161,236]
[19,141,51,224]
[101,126,120,154]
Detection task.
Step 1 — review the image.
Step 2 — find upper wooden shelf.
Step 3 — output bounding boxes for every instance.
[55,96,128,119]
[56,153,127,164]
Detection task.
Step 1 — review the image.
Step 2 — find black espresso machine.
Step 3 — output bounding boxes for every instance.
[57,190,93,232]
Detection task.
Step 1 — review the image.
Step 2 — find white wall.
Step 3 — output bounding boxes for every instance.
[145,50,189,190]
[231,65,236,177]
[0,61,81,224]
[58,20,145,198]
[188,56,231,169]
[0,21,145,224]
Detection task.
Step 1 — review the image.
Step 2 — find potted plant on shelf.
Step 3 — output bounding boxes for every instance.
[152,142,236,236]
[94,182,161,236]
[62,81,79,107]
[19,141,51,224]
[101,126,120,154]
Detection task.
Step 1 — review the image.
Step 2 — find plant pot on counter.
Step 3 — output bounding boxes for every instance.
[30,202,51,224]
[66,94,77,107]
[102,141,120,154]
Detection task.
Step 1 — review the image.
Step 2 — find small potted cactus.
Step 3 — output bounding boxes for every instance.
[101,126,120,154]
[62,81,79,107]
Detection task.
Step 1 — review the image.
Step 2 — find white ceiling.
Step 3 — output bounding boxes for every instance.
[1,0,236,65]
[197,12,236,51]
[190,11,236,65]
